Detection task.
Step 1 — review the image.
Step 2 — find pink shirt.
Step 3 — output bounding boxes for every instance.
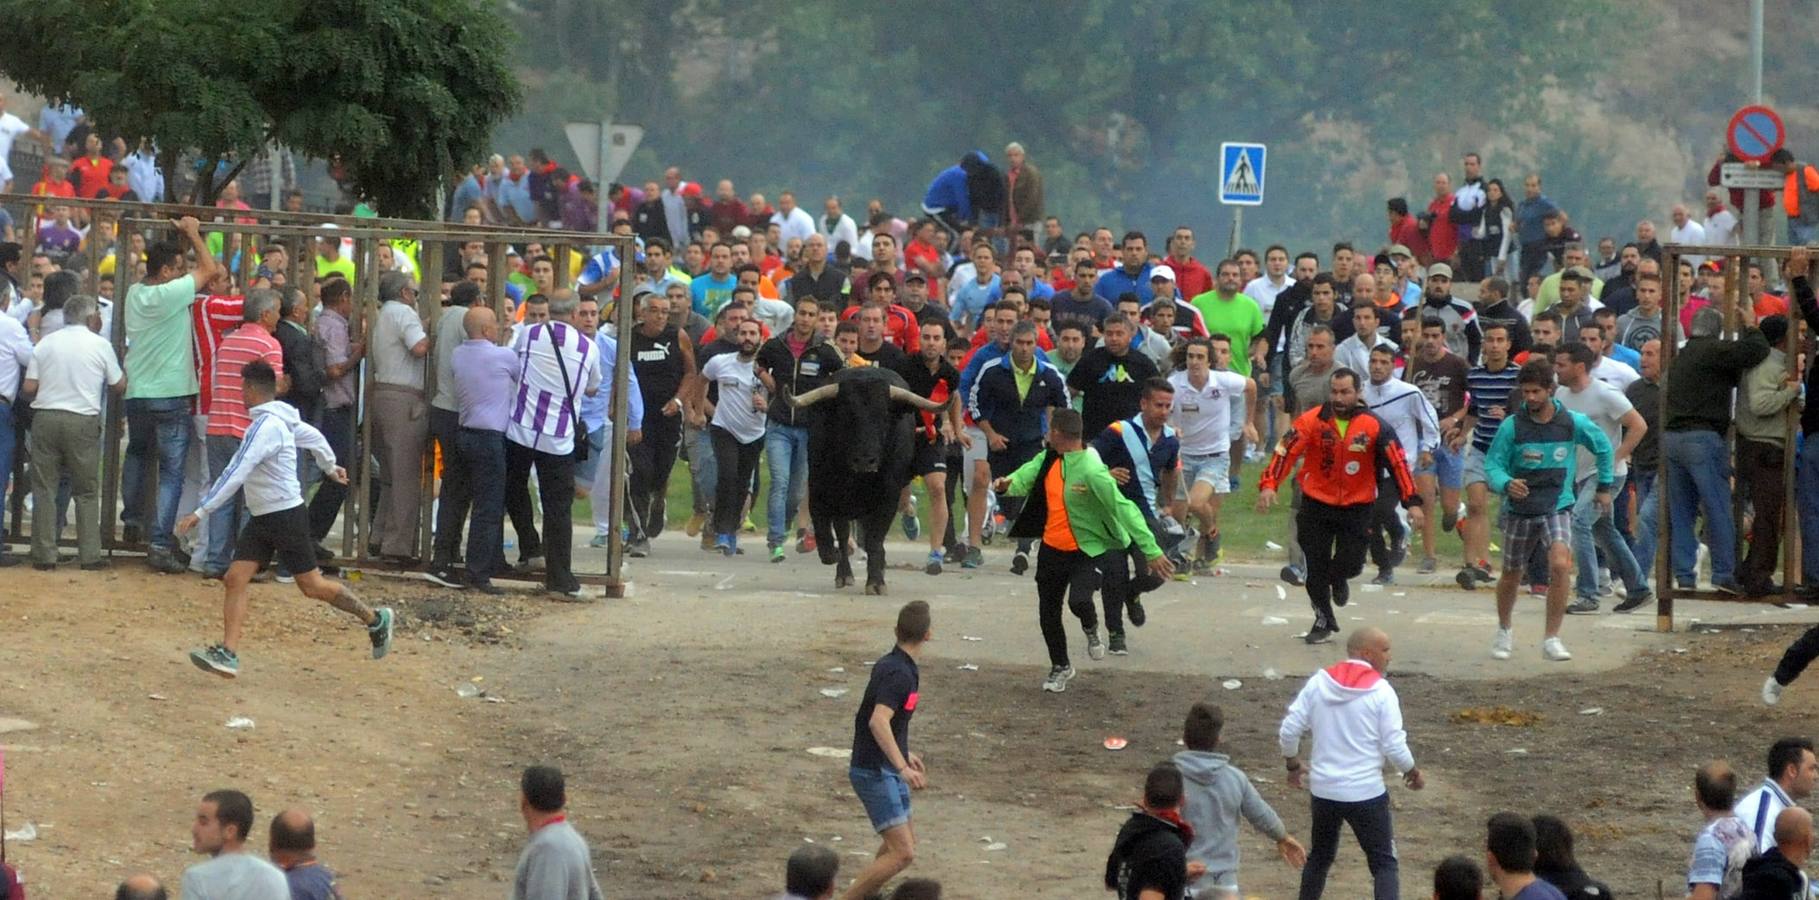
[207,325,284,438]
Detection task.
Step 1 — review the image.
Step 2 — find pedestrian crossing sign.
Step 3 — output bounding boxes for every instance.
[1219,142,1265,206]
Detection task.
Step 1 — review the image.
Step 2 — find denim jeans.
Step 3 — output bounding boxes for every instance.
[204,434,248,573]
[1299,792,1398,900]
[1798,434,1819,585]
[309,405,355,544]
[686,421,717,516]
[1572,473,1645,598]
[457,428,507,583]
[1630,468,1660,579]
[1665,429,1738,585]
[122,395,194,552]
[764,423,809,547]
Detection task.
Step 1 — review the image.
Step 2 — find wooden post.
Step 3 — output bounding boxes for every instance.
[353,238,379,560]
[416,238,442,561]
[604,236,636,594]
[552,244,572,295]
[1656,250,1679,632]
[486,242,510,345]
[99,236,137,550]
[1785,310,1803,595]
[1723,256,1747,571]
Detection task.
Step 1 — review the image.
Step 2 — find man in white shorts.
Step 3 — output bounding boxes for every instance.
[1168,337,1255,574]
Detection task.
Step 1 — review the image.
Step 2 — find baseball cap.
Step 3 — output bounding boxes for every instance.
[1428,262,1453,280]
[1387,243,1414,259]
[1150,265,1176,283]
[1372,253,1394,270]
[731,225,752,239]
[904,271,927,283]
[1565,265,1594,280]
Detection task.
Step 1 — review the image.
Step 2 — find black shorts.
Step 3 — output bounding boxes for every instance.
[234,504,318,576]
[911,438,949,477]
[988,440,1043,479]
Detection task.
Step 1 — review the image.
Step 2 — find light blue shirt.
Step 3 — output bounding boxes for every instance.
[580,332,644,433]
[949,273,1002,328]
[1606,342,1641,370]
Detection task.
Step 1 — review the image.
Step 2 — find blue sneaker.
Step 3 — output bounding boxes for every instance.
[925,550,943,576]
[368,607,395,660]
[902,511,921,540]
[190,644,240,678]
[961,545,984,569]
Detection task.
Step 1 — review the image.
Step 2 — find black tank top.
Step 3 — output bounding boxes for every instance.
[631,324,684,407]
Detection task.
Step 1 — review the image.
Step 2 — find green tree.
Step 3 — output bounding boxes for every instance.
[0,0,520,217]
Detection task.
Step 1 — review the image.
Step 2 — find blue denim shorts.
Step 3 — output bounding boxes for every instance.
[1415,443,1463,490]
[849,765,911,833]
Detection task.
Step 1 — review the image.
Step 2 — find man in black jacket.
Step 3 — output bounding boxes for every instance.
[755,296,844,561]
[1106,763,1201,900]
[1738,807,1811,899]
[1068,313,1159,436]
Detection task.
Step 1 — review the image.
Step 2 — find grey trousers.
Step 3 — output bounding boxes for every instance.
[30,409,102,565]
[369,386,428,557]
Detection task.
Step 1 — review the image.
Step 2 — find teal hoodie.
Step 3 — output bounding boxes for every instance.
[1483,396,1613,515]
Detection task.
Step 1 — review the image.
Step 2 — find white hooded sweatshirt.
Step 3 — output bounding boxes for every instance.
[197,400,337,518]
[1278,659,1416,802]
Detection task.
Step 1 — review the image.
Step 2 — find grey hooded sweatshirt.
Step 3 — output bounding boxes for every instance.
[1170,750,1288,876]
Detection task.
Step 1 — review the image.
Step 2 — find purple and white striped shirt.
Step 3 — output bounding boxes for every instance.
[507,320,602,456]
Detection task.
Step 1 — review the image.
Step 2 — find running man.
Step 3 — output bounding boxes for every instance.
[995,408,1173,691]
[1167,337,1255,574]
[1457,322,1521,589]
[178,362,393,677]
[1092,377,1181,654]
[1258,368,1420,644]
[896,320,963,575]
[842,601,932,900]
[1360,345,1437,585]
[1483,357,1614,663]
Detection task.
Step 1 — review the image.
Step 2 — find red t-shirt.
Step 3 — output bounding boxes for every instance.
[70,156,114,199]
[839,303,923,354]
[968,323,1054,352]
[192,294,246,414]
[207,324,283,438]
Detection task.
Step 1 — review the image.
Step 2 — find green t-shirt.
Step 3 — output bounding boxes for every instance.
[124,273,199,400]
[1189,290,1264,376]
[316,255,357,287]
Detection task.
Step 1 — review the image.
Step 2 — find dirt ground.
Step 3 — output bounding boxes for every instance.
[4,562,1819,898]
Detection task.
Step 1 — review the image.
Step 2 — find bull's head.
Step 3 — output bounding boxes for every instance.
[792,379,943,474]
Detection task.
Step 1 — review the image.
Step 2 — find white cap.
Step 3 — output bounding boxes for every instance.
[731,225,753,239]
[1149,265,1176,283]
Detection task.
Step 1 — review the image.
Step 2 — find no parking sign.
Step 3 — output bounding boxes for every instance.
[1727,104,1785,164]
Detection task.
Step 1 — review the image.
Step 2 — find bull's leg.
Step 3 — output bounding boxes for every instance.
[834,518,855,588]
[813,510,839,565]
[862,510,891,595]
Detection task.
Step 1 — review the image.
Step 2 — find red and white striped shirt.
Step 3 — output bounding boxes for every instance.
[191,293,244,414]
[207,324,284,438]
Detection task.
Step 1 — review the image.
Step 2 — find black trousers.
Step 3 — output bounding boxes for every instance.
[1774,626,1819,687]
[428,407,472,566]
[308,405,355,542]
[1298,792,1399,900]
[457,428,507,583]
[1298,497,1371,629]
[505,440,578,592]
[710,425,763,538]
[940,447,964,551]
[1035,543,1103,668]
[1365,475,1403,570]
[629,413,682,539]
[1740,438,1787,592]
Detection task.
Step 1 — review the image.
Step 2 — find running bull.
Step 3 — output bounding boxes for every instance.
[789,366,945,594]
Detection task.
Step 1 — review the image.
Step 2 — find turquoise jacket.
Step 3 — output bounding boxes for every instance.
[1483,397,1613,515]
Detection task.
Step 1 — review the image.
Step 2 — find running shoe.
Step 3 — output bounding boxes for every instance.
[962,546,984,569]
[1566,598,1600,615]
[1042,665,1076,693]
[925,551,943,576]
[190,644,240,678]
[1528,583,1548,597]
[1010,550,1030,576]
[1454,569,1476,590]
[943,543,964,564]
[1764,676,1785,706]
[1388,537,1408,569]
[273,571,293,584]
[1374,568,1396,586]
[1541,637,1573,661]
[1490,628,1513,660]
[1279,565,1305,586]
[797,531,816,554]
[1441,507,1458,533]
[469,581,504,596]
[426,565,465,589]
[1714,579,1747,596]
[685,513,705,537]
[741,517,757,534]
[514,555,546,574]
[1332,581,1350,608]
[1108,631,1128,655]
[1612,591,1652,614]
[1126,597,1146,628]
[1085,627,1106,660]
[589,533,609,548]
[1303,626,1334,645]
[901,512,920,540]
[1472,563,1495,583]
[1417,556,1438,574]
[769,545,786,564]
[369,608,395,659]
[627,538,650,558]
[1191,557,1216,577]
[552,586,593,602]
[147,549,188,575]
[700,532,716,551]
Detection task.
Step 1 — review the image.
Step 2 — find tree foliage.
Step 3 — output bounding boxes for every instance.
[0,0,520,217]
[506,0,1654,250]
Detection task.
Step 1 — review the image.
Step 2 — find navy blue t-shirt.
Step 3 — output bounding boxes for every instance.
[851,646,919,769]
[285,864,343,900]
[1091,417,1180,520]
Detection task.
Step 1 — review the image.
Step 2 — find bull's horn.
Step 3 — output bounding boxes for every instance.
[889,385,946,411]
[790,383,840,408]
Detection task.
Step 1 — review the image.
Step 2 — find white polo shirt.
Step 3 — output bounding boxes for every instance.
[1168,369,1248,455]
[27,325,123,416]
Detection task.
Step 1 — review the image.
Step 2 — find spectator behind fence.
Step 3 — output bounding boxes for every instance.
[307,277,363,556]
[24,292,124,569]
[202,288,287,578]
[114,873,168,900]
[779,844,838,900]
[181,789,288,899]
[506,290,601,598]
[269,809,343,900]
[425,281,488,589]
[1689,760,1758,900]
[368,270,431,562]
[513,766,604,900]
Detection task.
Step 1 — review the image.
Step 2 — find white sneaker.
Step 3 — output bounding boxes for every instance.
[1764,676,1785,706]
[1490,628,1513,660]
[1542,637,1572,661]
[1085,628,1107,661]
[1042,665,1077,693]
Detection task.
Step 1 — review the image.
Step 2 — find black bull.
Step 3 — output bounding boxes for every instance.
[788,366,945,593]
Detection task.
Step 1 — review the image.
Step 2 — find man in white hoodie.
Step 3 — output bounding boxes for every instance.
[177,361,394,679]
[1361,346,1438,585]
[1173,702,1306,898]
[1278,626,1423,900]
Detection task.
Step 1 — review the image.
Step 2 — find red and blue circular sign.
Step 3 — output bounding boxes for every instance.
[1727,104,1785,163]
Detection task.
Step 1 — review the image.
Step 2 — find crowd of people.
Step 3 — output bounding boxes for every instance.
[9,115,1819,897]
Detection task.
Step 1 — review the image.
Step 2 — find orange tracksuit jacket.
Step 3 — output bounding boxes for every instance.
[1259,403,1421,509]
